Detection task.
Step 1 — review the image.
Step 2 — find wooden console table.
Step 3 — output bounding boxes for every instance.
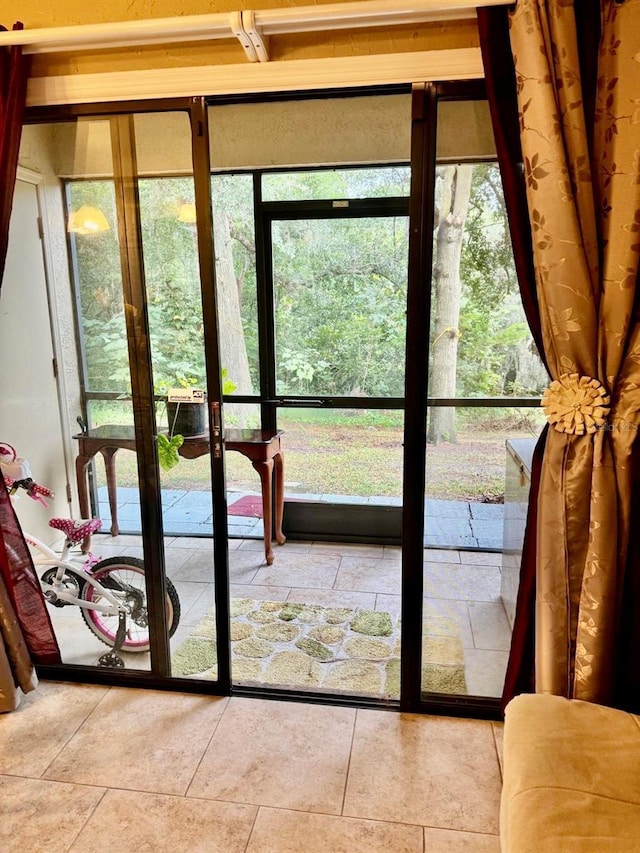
[74,425,286,565]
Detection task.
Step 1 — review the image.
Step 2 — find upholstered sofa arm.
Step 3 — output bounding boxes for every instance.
[501,693,640,852]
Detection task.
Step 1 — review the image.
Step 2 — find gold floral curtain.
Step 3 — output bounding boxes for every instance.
[509,0,640,703]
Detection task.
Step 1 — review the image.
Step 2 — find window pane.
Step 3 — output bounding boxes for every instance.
[138,175,205,391]
[262,167,411,202]
[277,407,404,501]
[421,405,544,699]
[68,180,126,394]
[272,216,409,397]
[428,162,546,405]
[211,173,259,395]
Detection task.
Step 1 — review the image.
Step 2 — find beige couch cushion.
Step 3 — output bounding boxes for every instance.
[501,693,640,852]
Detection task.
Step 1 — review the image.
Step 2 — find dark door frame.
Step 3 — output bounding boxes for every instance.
[257,195,409,542]
[34,100,233,696]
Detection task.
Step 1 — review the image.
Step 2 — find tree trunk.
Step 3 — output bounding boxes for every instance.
[212,205,253,423]
[428,165,473,445]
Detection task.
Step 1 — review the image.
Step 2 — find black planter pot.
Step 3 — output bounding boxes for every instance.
[166,401,206,437]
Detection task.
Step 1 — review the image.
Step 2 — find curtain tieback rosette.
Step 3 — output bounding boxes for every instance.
[541,374,610,435]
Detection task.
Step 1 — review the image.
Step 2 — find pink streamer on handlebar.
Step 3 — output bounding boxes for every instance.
[6,477,54,506]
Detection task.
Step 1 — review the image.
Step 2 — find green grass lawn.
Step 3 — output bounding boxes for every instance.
[89,404,543,502]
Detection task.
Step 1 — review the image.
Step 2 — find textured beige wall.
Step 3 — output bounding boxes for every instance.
[20,97,494,177]
[2,0,478,77]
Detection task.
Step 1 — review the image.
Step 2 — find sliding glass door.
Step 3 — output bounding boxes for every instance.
[402,85,543,712]
[12,83,528,716]
[16,105,231,688]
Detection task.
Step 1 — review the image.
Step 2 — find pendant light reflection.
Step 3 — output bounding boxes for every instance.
[177,202,197,224]
[67,205,110,236]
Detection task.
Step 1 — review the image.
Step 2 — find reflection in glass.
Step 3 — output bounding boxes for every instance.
[68,180,126,394]
[211,174,258,395]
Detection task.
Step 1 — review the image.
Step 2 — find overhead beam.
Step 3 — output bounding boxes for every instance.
[26,48,484,106]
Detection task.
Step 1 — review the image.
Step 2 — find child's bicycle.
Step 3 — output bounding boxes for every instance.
[1,443,180,668]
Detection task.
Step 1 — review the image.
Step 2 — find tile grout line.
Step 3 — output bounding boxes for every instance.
[241,804,262,853]
[340,706,359,816]
[39,685,114,781]
[467,601,478,649]
[64,785,109,853]
[182,696,231,798]
[491,722,504,784]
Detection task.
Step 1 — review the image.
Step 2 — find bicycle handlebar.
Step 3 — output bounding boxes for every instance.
[7,477,55,502]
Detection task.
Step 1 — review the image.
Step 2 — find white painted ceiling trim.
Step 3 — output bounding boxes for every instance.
[1,0,509,56]
[27,48,483,106]
[16,166,43,185]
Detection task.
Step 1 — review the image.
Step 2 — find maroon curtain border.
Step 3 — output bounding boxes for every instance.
[477,5,545,711]
[500,426,547,710]
[0,26,61,665]
[477,5,547,373]
[0,473,61,665]
[0,23,31,285]
[478,1,604,713]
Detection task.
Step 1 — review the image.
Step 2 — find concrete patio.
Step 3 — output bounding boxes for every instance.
[96,487,505,550]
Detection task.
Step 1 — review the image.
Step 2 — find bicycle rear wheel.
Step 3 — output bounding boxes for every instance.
[80,556,180,652]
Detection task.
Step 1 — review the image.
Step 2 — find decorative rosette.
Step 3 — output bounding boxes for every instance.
[541,373,610,435]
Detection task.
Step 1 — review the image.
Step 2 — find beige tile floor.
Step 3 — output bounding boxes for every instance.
[0,681,504,853]
[48,534,510,698]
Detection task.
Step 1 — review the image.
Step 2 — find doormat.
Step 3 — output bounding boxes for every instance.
[228,495,263,518]
[172,599,467,697]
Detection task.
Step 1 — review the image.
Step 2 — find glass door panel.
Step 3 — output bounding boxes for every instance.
[419,106,546,702]
[224,204,409,699]
[132,112,221,682]
[10,118,165,670]
[421,405,544,698]
[12,111,230,681]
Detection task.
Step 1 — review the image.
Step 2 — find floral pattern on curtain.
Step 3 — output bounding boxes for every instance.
[509,0,640,705]
[1,24,61,711]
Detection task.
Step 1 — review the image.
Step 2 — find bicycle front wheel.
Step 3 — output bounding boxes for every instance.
[80,556,180,653]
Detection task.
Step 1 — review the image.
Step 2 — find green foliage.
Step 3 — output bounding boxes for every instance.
[454,164,546,397]
[71,164,543,423]
[156,432,184,471]
[272,213,409,396]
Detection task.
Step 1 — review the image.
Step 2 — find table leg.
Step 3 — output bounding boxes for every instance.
[252,458,274,565]
[75,454,92,552]
[100,448,120,538]
[273,450,286,547]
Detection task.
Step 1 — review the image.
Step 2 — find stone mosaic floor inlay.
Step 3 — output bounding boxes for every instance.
[172,599,466,697]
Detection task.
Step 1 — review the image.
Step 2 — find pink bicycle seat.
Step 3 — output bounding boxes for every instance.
[49,517,102,544]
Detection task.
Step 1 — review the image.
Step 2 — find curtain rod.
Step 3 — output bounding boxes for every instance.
[0,0,511,59]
